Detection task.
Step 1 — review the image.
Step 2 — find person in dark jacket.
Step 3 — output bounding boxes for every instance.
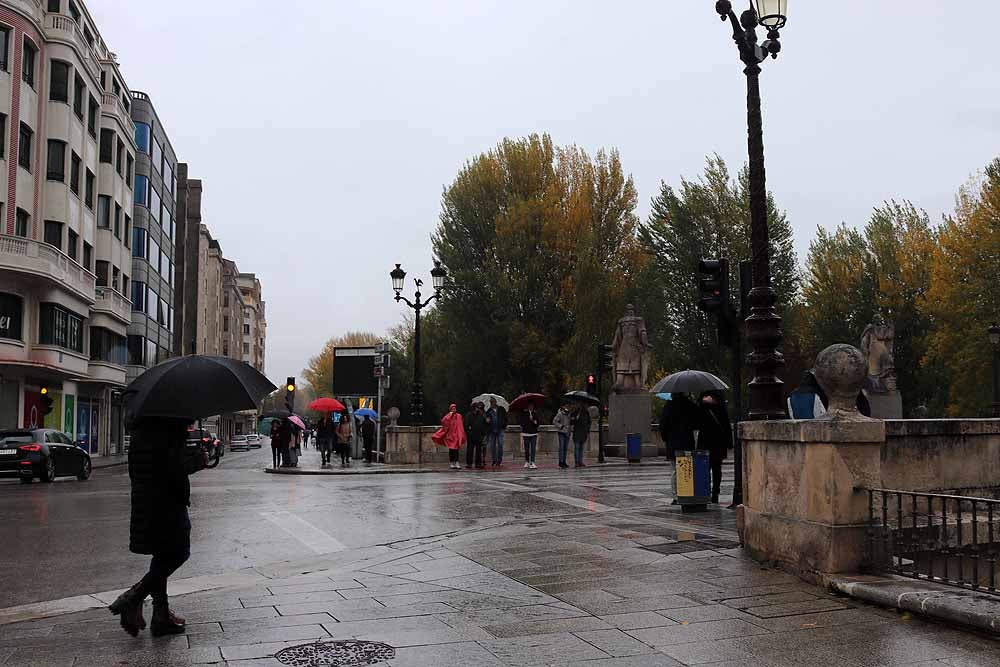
[697,391,732,503]
[110,417,197,637]
[269,419,281,468]
[361,415,376,464]
[273,418,293,467]
[485,399,507,468]
[315,414,335,466]
[520,402,540,469]
[570,404,591,468]
[658,393,698,461]
[465,402,488,469]
[787,370,827,419]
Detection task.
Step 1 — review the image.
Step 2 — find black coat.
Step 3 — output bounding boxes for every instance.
[465,411,488,444]
[361,419,376,445]
[128,420,192,556]
[520,410,539,435]
[659,398,698,453]
[697,401,732,462]
[571,409,591,443]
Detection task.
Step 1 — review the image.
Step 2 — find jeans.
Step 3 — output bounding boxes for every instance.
[557,433,569,465]
[489,432,505,465]
[318,438,333,464]
[574,438,586,465]
[522,435,537,463]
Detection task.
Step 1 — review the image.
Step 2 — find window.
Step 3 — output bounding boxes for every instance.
[163,209,172,239]
[112,78,120,96]
[134,175,148,206]
[223,341,229,356]
[84,169,94,208]
[127,335,143,365]
[223,293,229,307]
[223,315,229,332]
[157,295,166,325]
[130,281,145,312]
[99,70,104,90]
[113,202,121,238]
[146,287,157,319]
[18,123,32,171]
[83,26,93,47]
[47,0,60,12]
[43,220,62,249]
[126,155,133,184]
[0,113,5,157]
[148,236,160,272]
[67,229,78,261]
[87,95,97,137]
[73,74,85,118]
[68,1,80,22]
[69,152,80,194]
[132,226,146,257]
[243,324,250,335]
[159,249,168,276]
[134,123,150,154]
[124,214,131,248]
[97,195,110,228]
[95,260,108,286]
[90,327,127,366]
[149,186,161,223]
[0,27,9,72]
[49,60,69,102]
[121,274,128,296]
[163,161,173,193]
[82,242,92,270]
[243,343,250,355]
[46,139,65,181]
[115,139,124,175]
[152,139,163,173]
[99,129,113,163]
[21,37,36,87]
[112,265,119,290]
[39,303,83,353]
[15,208,28,237]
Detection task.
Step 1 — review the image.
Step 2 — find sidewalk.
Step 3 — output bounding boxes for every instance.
[2,501,997,665]
[265,458,671,475]
[91,454,127,469]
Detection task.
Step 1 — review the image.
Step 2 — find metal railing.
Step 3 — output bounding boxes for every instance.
[866,488,1000,595]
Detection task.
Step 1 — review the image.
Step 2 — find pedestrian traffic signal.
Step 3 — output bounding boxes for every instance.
[697,258,729,315]
[40,387,54,416]
[285,376,295,412]
[586,374,597,396]
[598,344,614,372]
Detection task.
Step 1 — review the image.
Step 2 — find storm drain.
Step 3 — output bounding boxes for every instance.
[274,640,395,666]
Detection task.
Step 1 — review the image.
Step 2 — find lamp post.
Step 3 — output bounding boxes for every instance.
[715,0,788,420]
[989,323,1000,418]
[390,261,448,425]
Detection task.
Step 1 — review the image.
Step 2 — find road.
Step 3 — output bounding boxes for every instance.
[0,446,731,609]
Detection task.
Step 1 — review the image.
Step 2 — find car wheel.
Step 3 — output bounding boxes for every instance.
[40,457,56,483]
[77,458,92,481]
[20,476,33,484]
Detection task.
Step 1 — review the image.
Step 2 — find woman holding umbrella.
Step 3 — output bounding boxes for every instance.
[432,403,467,469]
[697,390,732,504]
[315,413,335,467]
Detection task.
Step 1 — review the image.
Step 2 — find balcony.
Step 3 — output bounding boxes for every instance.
[102,92,135,134]
[42,13,101,82]
[0,235,96,304]
[93,286,132,325]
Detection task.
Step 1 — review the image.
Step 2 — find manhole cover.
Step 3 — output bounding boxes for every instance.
[274,640,395,666]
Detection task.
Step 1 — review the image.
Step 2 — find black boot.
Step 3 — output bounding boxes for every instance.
[150,601,185,637]
[109,584,146,637]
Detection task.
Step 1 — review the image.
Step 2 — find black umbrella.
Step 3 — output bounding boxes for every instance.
[650,370,729,395]
[124,355,277,422]
[563,390,601,406]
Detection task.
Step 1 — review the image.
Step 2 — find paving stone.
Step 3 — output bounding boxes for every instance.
[221,640,312,661]
[720,590,819,609]
[598,612,678,630]
[744,608,892,633]
[223,612,336,631]
[239,588,349,608]
[555,655,685,667]
[658,604,757,624]
[576,594,702,616]
[627,619,772,647]
[69,646,224,666]
[182,606,281,624]
[322,614,481,646]
[385,640,505,666]
[574,628,657,657]
[271,597,384,617]
[482,615,612,638]
[744,598,848,618]
[266,579,365,595]
[187,623,329,648]
[479,632,611,665]
[339,581,448,599]
[332,602,459,623]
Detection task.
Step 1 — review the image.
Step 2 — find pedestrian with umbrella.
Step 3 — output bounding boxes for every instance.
[479,395,509,468]
[315,412,335,467]
[563,391,599,467]
[520,403,540,469]
[652,371,728,462]
[109,355,275,638]
[335,412,353,467]
[552,404,572,469]
[432,403,467,469]
[697,390,732,504]
[465,401,488,469]
[360,414,376,464]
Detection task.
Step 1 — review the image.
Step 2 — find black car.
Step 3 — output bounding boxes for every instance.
[187,429,224,458]
[0,429,92,483]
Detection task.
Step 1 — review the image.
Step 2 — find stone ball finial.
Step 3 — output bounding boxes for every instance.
[814,344,871,421]
[387,406,401,426]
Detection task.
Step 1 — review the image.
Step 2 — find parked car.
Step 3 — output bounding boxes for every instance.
[247,434,261,448]
[230,435,250,452]
[187,429,224,458]
[0,429,92,483]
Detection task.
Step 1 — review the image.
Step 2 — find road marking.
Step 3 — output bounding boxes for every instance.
[259,511,346,554]
[530,491,616,512]
[478,480,536,492]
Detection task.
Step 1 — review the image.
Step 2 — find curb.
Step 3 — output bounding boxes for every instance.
[831,575,1000,635]
[92,458,127,470]
[263,459,673,475]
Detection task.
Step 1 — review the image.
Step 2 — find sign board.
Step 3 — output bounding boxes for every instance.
[332,347,379,397]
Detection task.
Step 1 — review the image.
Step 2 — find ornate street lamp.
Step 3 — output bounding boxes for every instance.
[389,261,449,425]
[989,323,1000,418]
[715,0,789,420]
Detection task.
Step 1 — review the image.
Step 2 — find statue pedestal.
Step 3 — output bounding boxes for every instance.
[608,392,652,445]
[867,391,902,419]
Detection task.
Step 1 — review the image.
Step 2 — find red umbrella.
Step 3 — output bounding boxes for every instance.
[308,397,345,412]
[509,393,546,412]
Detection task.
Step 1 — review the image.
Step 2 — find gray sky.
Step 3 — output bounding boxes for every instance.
[90,1,1000,387]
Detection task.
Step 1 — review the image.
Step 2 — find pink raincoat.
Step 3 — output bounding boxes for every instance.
[432,406,467,450]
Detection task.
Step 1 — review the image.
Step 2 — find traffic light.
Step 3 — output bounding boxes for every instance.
[586,374,597,396]
[697,258,729,315]
[284,377,295,412]
[598,343,614,373]
[40,387,54,416]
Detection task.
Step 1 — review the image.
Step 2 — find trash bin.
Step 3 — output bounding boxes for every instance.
[673,449,711,512]
[626,433,642,463]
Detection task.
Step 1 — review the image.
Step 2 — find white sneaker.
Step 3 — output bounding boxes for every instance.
[523,462,530,469]
[529,462,537,469]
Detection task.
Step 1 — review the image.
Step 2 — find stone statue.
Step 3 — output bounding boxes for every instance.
[387,406,400,427]
[814,344,875,422]
[611,304,652,392]
[860,323,897,393]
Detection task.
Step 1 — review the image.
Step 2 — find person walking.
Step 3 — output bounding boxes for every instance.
[432,403,467,469]
[697,391,732,504]
[520,402,540,469]
[109,417,197,637]
[269,419,281,469]
[335,413,352,467]
[465,402,488,469]
[658,393,698,462]
[485,398,507,468]
[570,404,591,468]
[361,415,376,464]
[315,414,334,466]
[553,405,572,469]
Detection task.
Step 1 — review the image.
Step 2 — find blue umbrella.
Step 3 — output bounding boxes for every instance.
[654,392,672,401]
[354,408,379,420]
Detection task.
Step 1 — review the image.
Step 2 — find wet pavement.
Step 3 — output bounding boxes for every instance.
[3,447,999,665]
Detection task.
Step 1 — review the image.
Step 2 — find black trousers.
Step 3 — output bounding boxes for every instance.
[362,438,374,463]
[448,448,460,464]
[466,440,484,467]
[272,446,280,468]
[711,457,723,501]
[138,512,190,606]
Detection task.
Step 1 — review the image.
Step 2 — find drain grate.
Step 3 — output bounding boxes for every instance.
[274,640,395,666]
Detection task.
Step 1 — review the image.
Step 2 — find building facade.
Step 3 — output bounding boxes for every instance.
[126,91,174,383]
[0,0,136,454]
[237,272,265,373]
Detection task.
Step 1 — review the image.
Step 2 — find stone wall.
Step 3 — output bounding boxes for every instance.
[384,425,601,465]
[881,419,1000,495]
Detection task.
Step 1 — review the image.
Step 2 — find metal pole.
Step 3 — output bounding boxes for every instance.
[597,345,605,463]
[376,376,383,463]
[993,347,1000,418]
[411,302,423,426]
